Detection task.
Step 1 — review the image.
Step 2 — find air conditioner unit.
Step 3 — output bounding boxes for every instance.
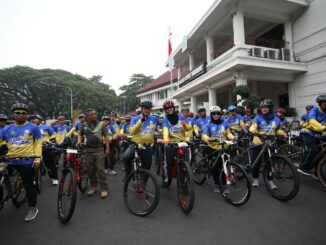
[265,49,278,59]
[280,48,291,61]
[250,47,263,58]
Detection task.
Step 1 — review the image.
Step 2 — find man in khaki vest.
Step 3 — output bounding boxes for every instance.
[78,109,109,198]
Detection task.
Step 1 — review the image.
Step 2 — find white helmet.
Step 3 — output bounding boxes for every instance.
[210,106,221,113]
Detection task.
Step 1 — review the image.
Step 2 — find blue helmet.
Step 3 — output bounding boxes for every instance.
[227,105,237,112]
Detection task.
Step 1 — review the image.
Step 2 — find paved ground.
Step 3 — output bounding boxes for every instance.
[0,162,325,245]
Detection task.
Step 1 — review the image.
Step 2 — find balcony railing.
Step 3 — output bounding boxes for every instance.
[178,61,207,88]
[246,37,285,49]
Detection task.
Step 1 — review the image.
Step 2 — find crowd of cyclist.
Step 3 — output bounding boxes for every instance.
[0,93,325,222]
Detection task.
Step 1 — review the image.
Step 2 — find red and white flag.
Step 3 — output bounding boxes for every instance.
[168,28,174,71]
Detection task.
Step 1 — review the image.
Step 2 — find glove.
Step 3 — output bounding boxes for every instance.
[140,114,147,122]
[181,120,186,126]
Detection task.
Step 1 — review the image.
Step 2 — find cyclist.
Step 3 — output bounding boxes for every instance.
[53,115,71,146]
[67,113,86,141]
[123,101,158,182]
[225,105,247,137]
[78,109,109,199]
[161,100,190,188]
[299,94,326,176]
[249,99,287,189]
[242,108,255,127]
[102,115,116,173]
[202,106,235,192]
[301,105,314,128]
[275,107,289,130]
[107,112,120,176]
[119,116,131,153]
[194,106,210,137]
[0,103,42,221]
[30,114,58,185]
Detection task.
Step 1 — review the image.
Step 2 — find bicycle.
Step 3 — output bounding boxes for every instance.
[123,137,160,217]
[191,139,251,206]
[157,139,195,214]
[312,135,326,189]
[235,133,300,202]
[0,156,33,211]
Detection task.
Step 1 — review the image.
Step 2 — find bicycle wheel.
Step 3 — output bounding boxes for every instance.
[77,155,88,193]
[277,144,302,168]
[219,161,251,206]
[317,156,326,189]
[12,175,27,207]
[123,168,160,217]
[57,168,77,224]
[34,167,42,194]
[263,154,300,202]
[191,153,207,185]
[177,160,195,214]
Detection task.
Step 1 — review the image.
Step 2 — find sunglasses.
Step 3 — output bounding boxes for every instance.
[14,111,28,115]
[211,113,221,116]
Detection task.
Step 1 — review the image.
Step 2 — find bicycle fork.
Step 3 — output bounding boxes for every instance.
[221,153,231,185]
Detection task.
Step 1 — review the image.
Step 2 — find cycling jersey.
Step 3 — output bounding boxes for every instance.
[278,117,289,130]
[107,124,117,140]
[250,114,284,145]
[39,124,54,142]
[302,106,326,137]
[301,113,309,127]
[53,124,71,145]
[119,123,130,135]
[163,115,190,143]
[0,122,42,165]
[225,114,245,132]
[185,117,195,139]
[110,120,120,136]
[202,120,234,150]
[130,115,159,145]
[194,116,210,135]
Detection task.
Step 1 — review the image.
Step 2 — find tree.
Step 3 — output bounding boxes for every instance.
[118,73,153,113]
[0,66,117,119]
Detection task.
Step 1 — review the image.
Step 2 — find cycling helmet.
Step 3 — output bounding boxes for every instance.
[0,114,8,120]
[102,115,110,120]
[316,94,326,103]
[11,102,29,112]
[276,107,287,115]
[163,100,174,110]
[227,105,237,112]
[259,99,273,108]
[197,105,206,112]
[210,106,222,113]
[140,100,153,108]
[306,105,314,111]
[125,115,131,121]
[78,113,85,118]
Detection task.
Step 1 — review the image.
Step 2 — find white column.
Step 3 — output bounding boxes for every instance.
[284,21,294,61]
[234,72,248,106]
[288,82,296,109]
[232,9,245,47]
[208,87,217,109]
[177,67,182,81]
[189,52,195,70]
[190,95,197,113]
[206,34,214,64]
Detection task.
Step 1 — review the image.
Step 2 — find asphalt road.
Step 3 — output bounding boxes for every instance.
[0,162,325,245]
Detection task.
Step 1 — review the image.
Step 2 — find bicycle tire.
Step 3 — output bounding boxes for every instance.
[123,168,160,217]
[34,167,43,194]
[317,156,326,189]
[219,161,251,206]
[277,144,303,168]
[177,160,195,214]
[12,175,27,208]
[77,155,88,193]
[191,153,207,185]
[263,154,300,202]
[57,168,77,224]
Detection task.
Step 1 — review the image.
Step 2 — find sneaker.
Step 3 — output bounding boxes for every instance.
[87,187,97,196]
[213,185,221,193]
[100,191,109,199]
[24,207,39,222]
[267,180,278,190]
[311,174,319,181]
[297,168,312,176]
[108,170,118,176]
[252,178,260,187]
[52,179,59,186]
[222,185,230,194]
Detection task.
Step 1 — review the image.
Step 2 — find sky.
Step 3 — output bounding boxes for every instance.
[0,0,215,94]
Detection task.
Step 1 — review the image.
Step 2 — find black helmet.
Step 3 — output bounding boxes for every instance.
[259,99,273,108]
[306,105,314,111]
[11,102,29,112]
[316,94,326,103]
[139,101,153,108]
[0,114,8,120]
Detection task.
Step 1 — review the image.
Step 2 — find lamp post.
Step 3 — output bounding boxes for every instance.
[121,96,126,115]
[41,82,73,120]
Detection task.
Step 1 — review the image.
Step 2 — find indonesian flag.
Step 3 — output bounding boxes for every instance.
[168,28,174,71]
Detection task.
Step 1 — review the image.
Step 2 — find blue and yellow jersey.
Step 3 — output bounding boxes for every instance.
[249,114,284,145]
[53,125,71,144]
[39,124,54,142]
[278,117,289,130]
[110,121,120,136]
[119,123,130,136]
[107,124,117,141]
[163,115,190,143]
[185,117,194,139]
[194,116,210,135]
[302,107,326,137]
[130,115,158,145]
[202,120,234,150]
[67,121,82,137]
[0,122,42,165]
[301,113,309,128]
[226,114,245,132]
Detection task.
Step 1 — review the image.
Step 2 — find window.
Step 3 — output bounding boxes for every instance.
[158,90,167,100]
